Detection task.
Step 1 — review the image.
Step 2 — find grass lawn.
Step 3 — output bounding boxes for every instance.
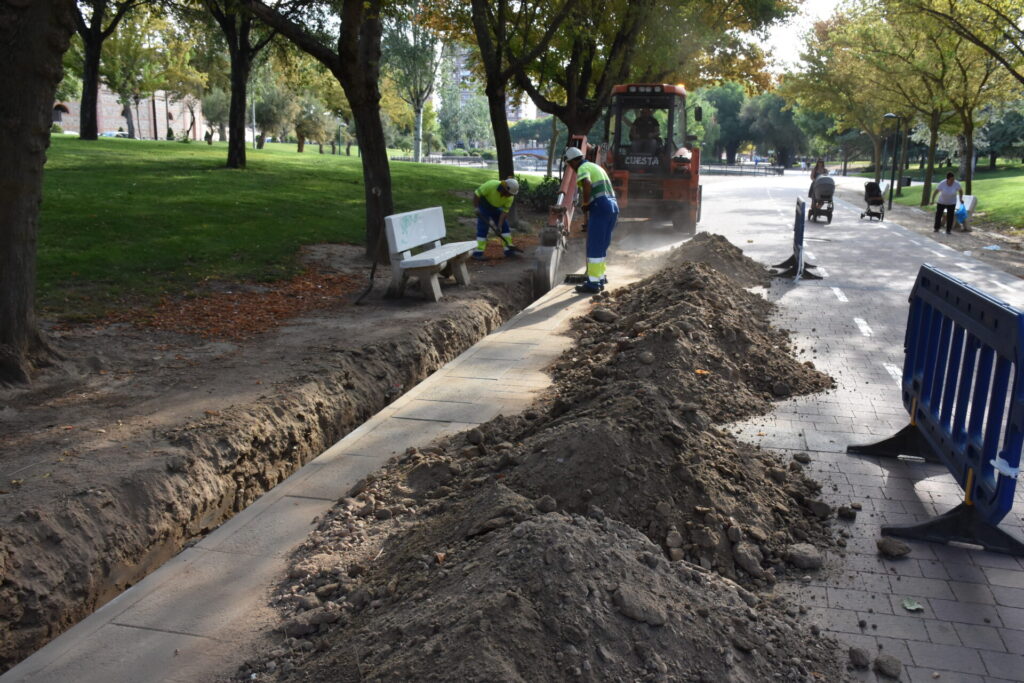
[39,136,500,320]
[879,162,1024,230]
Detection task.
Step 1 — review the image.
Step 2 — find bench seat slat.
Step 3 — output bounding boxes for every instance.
[399,241,477,269]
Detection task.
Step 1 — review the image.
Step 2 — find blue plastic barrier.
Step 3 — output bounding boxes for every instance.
[849,265,1024,555]
[773,198,822,281]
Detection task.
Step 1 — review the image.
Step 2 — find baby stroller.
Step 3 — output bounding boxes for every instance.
[808,176,835,224]
[860,181,885,221]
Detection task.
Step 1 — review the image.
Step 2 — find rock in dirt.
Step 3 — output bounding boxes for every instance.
[787,543,824,570]
[876,537,912,558]
[535,495,557,513]
[874,653,903,679]
[590,308,619,323]
[793,452,811,464]
[848,646,871,669]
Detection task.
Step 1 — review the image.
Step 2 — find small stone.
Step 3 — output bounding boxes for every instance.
[851,502,863,511]
[374,508,393,520]
[772,381,791,397]
[536,495,557,513]
[876,537,912,558]
[808,500,832,519]
[591,308,620,323]
[837,506,857,520]
[466,428,484,445]
[733,542,765,578]
[787,543,824,570]
[665,530,683,548]
[638,351,656,365]
[873,653,903,679]
[768,468,787,483]
[793,452,811,464]
[848,647,870,669]
[810,624,821,636]
[655,501,673,517]
[668,548,684,562]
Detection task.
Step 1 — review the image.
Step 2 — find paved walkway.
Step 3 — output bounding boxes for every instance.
[707,173,1024,683]
[6,173,1024,682]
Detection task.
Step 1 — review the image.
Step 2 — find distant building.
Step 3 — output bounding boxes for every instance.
[54,84,207,141]
[447,45,538,123]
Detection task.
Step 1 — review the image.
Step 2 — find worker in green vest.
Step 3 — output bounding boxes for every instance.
[472,177,520,260]
[563,147,619,293]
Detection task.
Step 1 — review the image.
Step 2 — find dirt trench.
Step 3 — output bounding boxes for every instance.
[0,269,536,672]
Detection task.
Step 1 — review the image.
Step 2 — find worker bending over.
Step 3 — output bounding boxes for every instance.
[472,177,519,260]
[563,147,619,294]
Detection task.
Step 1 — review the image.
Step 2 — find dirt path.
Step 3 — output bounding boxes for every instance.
[0,245,536,672]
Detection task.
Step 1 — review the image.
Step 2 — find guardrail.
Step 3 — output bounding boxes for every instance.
[700,163,785,176]
[390,155,496,168]
[772,198,821,281]
[848,265,1024,555]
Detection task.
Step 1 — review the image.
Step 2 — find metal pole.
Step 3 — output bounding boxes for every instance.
[887,122,899,210]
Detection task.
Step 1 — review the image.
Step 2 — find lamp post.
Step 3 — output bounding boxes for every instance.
[883,113,903,210]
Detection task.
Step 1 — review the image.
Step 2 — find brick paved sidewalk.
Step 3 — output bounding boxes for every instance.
[709,175,1024,683]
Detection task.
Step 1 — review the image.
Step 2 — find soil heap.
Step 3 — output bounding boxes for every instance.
[230,234,852,682]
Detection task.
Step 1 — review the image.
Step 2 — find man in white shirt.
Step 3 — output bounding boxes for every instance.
[931,172,964,234]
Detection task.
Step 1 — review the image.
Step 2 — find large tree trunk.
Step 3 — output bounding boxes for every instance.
[257,132,266,149]
[79,36,102,140]
[1,0,75,384]
[226,38,251,169]
[962,123,974,194]
[348,94,393,260]
[485,84,514,179]
[122,102,135,138]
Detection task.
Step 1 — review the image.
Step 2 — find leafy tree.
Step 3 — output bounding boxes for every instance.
[979,103,1024,168]
[383,4,442,162]
[203,0,276,168]
[245,0,394,257]
[74,0,151,140]
[740,92,805,167]
[99,8,164,138]
[1,0,77,383]
[253,80,298,148]
[293,95,332,152]
[700,82,748,164]
[201,87,230,139]
[902,0,1024,87]
[160,27,208,141]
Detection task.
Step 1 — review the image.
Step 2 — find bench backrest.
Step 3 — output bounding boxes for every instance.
[385,207,446,256]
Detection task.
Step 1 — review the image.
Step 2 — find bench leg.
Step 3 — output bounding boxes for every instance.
[451,257,471,286]
[387,272,409,298]
[421,272,443,302]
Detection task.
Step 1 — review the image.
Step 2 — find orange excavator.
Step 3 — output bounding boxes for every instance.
[533,84,703,296]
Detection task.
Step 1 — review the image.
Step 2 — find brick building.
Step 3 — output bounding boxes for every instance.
[54,84,208,140]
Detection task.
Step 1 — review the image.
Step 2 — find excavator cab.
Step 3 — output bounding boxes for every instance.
[602,84,702,233]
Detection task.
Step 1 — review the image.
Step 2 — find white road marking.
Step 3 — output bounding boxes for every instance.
[884,363,903,383]
[831,287,848,302]
[927,249,946,258]
[854,318,874,336]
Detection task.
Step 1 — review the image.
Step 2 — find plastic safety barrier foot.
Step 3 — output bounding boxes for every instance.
[883,502,1024,557]
[846,424,942,464]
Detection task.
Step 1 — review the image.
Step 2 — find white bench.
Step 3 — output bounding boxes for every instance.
[384,207,477,301]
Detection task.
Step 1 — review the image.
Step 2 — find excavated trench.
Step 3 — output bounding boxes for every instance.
[0,274,536,672]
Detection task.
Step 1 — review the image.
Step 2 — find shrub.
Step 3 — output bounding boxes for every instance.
[166,127,175,141]
[450,148,468,157]
[517,175,561,212]
[51,123,63,134]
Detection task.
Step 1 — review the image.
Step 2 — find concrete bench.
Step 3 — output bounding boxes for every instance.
[384,207,476,301]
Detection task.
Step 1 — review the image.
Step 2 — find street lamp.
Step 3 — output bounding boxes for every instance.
[883,113,903,210]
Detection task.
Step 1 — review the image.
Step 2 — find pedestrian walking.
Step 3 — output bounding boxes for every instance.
[472,177,519,260]
[930,172,964,234]
[563,147,619,294]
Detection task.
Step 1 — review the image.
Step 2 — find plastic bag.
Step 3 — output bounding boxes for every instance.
[956,203,968,224]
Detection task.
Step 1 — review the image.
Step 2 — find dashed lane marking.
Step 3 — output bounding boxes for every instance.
[854,318,874,336]
[831,287,848,302]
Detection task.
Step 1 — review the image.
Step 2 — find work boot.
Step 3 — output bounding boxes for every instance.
[472,251,486,261]
[574,280,603,294]
[504,247,520,258]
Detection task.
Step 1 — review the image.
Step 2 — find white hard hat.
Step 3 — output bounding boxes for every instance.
[563,147,584,162]
[502,178,519,195]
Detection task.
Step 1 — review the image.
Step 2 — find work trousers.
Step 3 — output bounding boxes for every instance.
[933,203,956,233]
[585,196,619,283]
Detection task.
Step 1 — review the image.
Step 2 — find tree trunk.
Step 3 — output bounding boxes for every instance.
[318,142,323,154]
[0,0,75,384]
[79,36,101,140]
[921,110,940,207]
[962,123,974,194]
[989,152,997,169]
[123,102,136,138]
[485,83,514,179]
[297,135,305,153]
[546,115,558,177]
[257,133,266,149]
[348,95,393,260]
[413,103,423,163]
[226,41,251,169]
[218,123,226,141]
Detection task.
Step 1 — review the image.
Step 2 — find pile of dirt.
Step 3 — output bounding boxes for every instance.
[228,234,850,682]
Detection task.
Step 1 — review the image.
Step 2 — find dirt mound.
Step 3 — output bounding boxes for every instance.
[226,234,847,681]
[236,484,846,682]
[666,232,771,288]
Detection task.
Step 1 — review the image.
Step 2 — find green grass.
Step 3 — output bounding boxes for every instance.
[39,136,497,319]
[868,162,1024,230]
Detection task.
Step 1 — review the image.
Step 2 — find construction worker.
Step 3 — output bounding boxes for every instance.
[472,177,519,260]
[563,147,618,294]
